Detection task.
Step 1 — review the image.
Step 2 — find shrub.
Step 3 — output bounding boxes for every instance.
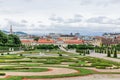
[59,53,62,56]
[1,53,4,55]
[44,59,61,64]
[0,73,5,76]
[107,50,111,57]
[7,52,10,55]
[0,67,15,70]
[0,60,5,63]
[69,61,86,67]
[92,63,112,67]
[69,64,80,67]
[0,55,23,59]
[60,58,77,62]
[36,44,58,50]
[96,66,106,69]
[113,50,117,58]
[20,54,23,56]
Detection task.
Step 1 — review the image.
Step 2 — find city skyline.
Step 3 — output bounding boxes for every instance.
[0,0,120,35]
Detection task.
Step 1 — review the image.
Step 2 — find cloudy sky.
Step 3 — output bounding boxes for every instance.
[0,0,120,35]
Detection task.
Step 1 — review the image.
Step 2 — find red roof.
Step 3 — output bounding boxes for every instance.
[64,40,84,44]
[21,38,84,44]
[21,39,35,43]
[38,39,55,43]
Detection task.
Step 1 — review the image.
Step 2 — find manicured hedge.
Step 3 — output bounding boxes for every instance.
[96,66,106,69]
[0,66,48,72]
[44,59,61,64]
[0,73,5,76]
[92,63,112,67]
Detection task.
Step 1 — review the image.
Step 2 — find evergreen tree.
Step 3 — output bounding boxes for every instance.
[0,31,8,46]
[83,50,86,56]
[105,49,107,54]
[107,50,111,57]
[113,49,117,58]
[34,37,39,42]
[87,49,90,54]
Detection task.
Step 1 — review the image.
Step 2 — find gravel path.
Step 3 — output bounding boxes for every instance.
[3,67,78,76]
[60,47,120,63]
[0,76,5,78]
[88,53,120,62]
[24,74,120,80]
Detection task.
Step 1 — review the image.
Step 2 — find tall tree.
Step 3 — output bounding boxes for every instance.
[8,34,21,46]
[34,37,39,42]
[107,50,111,57]
[0,31,8,45]
[113,49,117,58]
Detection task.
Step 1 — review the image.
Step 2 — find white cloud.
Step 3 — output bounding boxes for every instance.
[49,14,83,23]
[79,0,120,6]
[0,0,120,35]
[87,16,120,25]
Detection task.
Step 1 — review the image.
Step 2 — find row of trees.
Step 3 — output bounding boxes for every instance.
[35,44,59,50]
[107,49,118,58]
[76,49,90,56]
[112,44,120,51]
[95,47,118,58]
[67,44,94,50]
[67,44,119,58]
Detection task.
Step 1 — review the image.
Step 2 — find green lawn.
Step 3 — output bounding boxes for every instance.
[0,49,119,80]
[0,66,48,72]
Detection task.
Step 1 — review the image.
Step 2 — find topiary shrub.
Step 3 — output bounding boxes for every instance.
[92,63,112,67]
[44,59,61,64]
[0,67,15,70]
[107,50,111,57]
[0,73,5,76]
[7,52,10,55]
[19,54,23,56]
[1,53,4,55]
[96,66,106,69]
[113,49,117,58]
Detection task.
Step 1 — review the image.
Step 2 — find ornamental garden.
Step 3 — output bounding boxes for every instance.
[0,31,120,80]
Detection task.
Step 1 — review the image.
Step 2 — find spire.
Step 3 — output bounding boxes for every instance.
[10,25,13,34]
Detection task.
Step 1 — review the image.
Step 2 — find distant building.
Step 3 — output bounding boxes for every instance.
[21,39,37,46]
[64,40,84,44]
[91,36,120,46]
[38,39,55,44]
[60,34,75,41]
[75,33,80,37]
[48,33,60,39]
[103,33,120,38]
[21,37,84,46]
[56,38,64,45]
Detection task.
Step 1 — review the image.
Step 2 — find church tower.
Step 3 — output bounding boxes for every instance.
[10,25,13,34]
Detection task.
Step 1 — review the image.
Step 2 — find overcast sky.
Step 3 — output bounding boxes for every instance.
[0,0,120,35]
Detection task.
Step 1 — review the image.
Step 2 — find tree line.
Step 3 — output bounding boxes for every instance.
[0,30,21,47]
[35,44,58,50]
[67,44,94,50]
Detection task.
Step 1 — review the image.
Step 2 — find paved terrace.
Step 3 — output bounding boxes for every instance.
[88,52,120,63]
